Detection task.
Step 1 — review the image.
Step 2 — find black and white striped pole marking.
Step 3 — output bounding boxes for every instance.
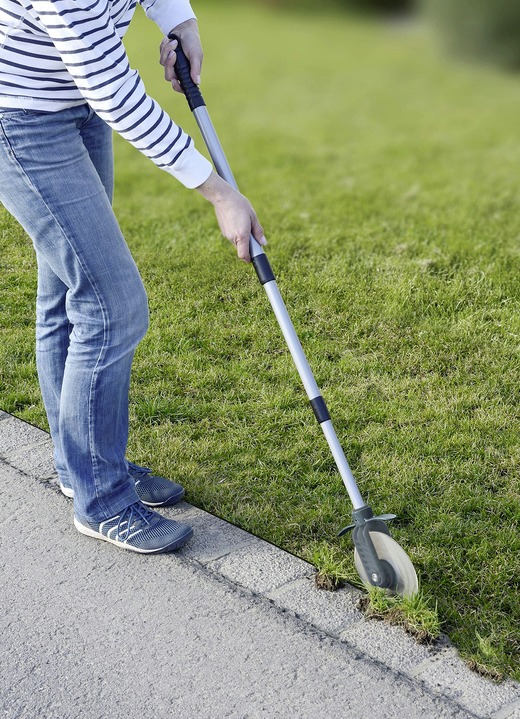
[170,35,418,596]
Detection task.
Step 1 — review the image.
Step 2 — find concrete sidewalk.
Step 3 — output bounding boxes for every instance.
[1,410,519,719]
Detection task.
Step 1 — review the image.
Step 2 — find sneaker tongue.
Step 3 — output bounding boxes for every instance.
[127,461,152,478]
[122,503,155,530]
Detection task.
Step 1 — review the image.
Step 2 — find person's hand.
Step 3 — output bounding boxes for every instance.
[196,172,267,263]
[160,19,202,93]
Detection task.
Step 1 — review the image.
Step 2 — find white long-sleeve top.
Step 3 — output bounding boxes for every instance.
[0,0,212,188]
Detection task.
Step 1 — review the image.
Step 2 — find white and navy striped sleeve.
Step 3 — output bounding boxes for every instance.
[140,0,195,36]
[30,0,212,188]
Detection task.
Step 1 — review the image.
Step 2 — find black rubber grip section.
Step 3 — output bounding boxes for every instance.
[169,33,206,111]
[310,396,331,424]
[252,253,275,285]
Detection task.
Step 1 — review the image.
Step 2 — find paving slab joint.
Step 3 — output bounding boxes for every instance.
[490,698,520,719]
[2,437,53,461]
[264,576,314,600]
[196,538,260,566]
[408,647,453,679]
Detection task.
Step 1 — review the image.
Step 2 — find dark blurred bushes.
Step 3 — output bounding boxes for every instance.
[421,0,520,70]
[334,0,413,11]
[253,0,413,13]
[254,0,520,71]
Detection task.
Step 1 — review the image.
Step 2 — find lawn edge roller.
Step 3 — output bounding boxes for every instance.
[171,35,418,597]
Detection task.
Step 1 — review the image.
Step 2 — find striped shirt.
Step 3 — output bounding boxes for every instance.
[0,0,212,187]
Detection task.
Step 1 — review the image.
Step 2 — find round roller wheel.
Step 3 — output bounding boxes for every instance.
[354,530,418,597]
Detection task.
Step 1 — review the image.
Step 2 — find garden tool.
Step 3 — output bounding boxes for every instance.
[171,35,418,596]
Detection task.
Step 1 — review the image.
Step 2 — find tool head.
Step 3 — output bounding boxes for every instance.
[354,530,419,597]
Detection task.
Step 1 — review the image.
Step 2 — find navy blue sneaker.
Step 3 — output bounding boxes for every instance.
[128,462,185,507]
[60,461,185,507]
[74,502,193,554]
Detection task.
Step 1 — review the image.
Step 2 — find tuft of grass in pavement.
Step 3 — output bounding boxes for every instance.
[311,540,442,643]
[311,541,352,590]
[1,2,519,680]
[360,587,441,644]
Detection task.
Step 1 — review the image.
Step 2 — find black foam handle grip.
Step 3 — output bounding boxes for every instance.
[168,33,206,111]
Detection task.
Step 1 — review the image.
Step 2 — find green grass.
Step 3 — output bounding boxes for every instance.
[1,2,519,679]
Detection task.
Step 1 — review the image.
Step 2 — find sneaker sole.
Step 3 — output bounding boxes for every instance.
[73,517,193,554]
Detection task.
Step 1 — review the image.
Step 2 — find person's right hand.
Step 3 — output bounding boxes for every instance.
[196,171,267,263]
[160,18,203,93]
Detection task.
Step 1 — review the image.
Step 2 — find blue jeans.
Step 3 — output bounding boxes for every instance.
[0,104,146,522]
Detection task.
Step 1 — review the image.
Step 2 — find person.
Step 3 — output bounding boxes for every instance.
[0,0,266,553]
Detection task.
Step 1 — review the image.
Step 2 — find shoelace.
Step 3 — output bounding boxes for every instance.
[127,461,153,480]
[115,502,156,540]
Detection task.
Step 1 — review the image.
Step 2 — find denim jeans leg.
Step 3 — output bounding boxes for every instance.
[35,111,115,485]
[0,105,145,521]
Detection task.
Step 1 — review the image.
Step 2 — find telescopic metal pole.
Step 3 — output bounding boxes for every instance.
[170,35,365,511]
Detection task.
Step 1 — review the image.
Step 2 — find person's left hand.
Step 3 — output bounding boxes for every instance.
[160,18,202,93]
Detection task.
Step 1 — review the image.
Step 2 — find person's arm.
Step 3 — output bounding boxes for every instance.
[32,0,265,261]
[31,0,211,189]
[156,17,267,261]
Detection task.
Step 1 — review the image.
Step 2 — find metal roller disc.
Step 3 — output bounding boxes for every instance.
[354,530,418,597]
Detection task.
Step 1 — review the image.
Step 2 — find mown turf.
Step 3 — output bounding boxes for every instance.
[0,2,518,678]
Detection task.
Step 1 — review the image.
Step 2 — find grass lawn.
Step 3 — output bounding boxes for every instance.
[1,1,519,679]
